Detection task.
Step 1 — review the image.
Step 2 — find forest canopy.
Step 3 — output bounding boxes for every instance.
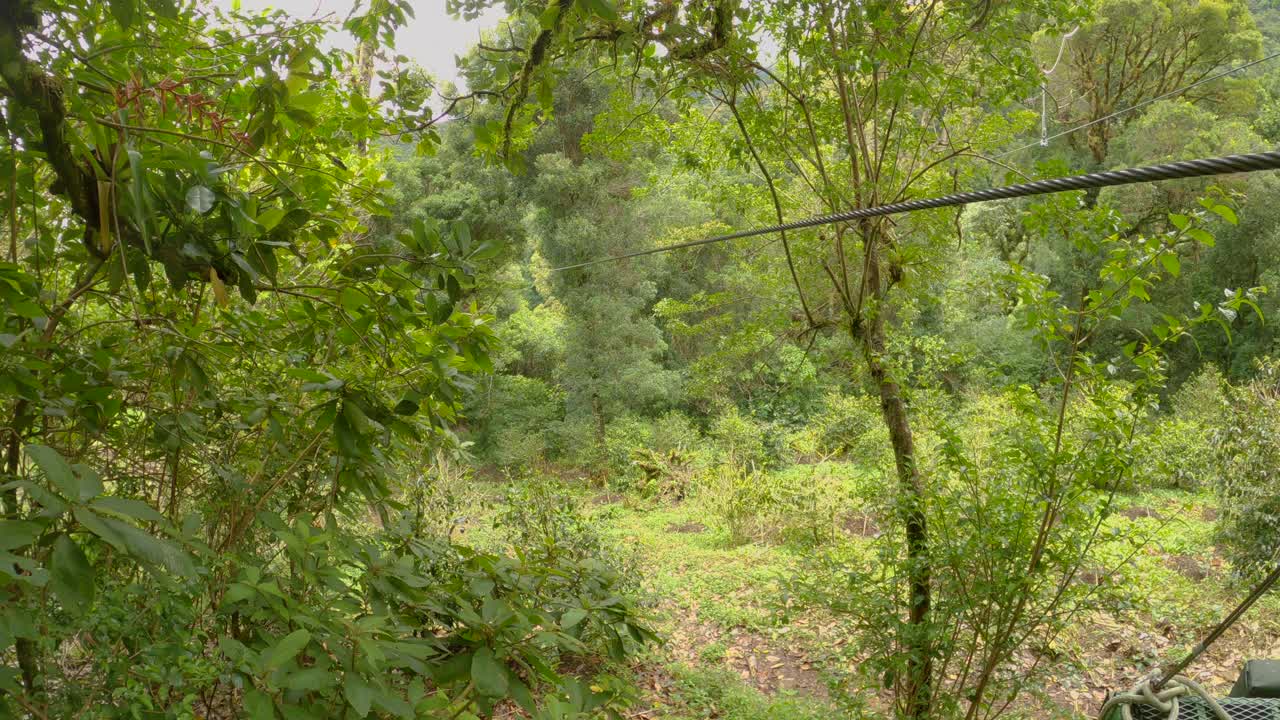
[3,0,1280,719]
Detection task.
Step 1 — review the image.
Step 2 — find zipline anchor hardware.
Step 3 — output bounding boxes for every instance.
[1098,563,1280,719]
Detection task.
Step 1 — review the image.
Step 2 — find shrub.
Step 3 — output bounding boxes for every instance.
[603,415,656,478]
[1130,416,1217,490]
[546,416,603,469]
[1124,365,1232,492]
[1172,365,1229,423]
[497,481,613,560]
[471,375,562,469]
[708,406,771,470]
[806,392,892,469]
[1215,359,1280,577]
[41,497,654,720]
[696,463,772,545]
[649,410,703,456]
[609,411,704,498]
[763,462,863,547]
[787,385,1140,717]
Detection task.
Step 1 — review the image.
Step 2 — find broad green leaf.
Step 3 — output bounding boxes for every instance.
[109,0,136,27]
[72,508,196,579]
[561,608,588,629]
[1187,227,1215,247]
[373,691,414,719]
[91,496,166,525]
[538,3,560,29]
[0,521,43,551]
[243,688,276,720]
[344,673,374,717]
[579,0,619,22]
[25,444,78,499]
[145,0,178,18]
[1209,204,1238,225]
[282,667,333,692]
[2,480,68,516]
[125,149,150,253]
[431,652,472,686]
[285,368,330,382]
[257,207,286,231]
[1159,252,1180,277]
[470,647,508,698]
[264,629,311,670]
[71,464,102,502]
[50,535,94,615]
[339,287,369,313]
[222,582,257,605]
[508,676,536,714]
[218,635,249,662]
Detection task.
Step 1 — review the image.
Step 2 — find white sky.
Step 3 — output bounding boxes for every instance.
[204,0,505,88]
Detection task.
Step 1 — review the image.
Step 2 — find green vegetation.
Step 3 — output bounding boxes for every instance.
[6,0,1280,718]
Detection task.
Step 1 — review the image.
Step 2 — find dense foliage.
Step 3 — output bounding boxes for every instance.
[6,0,1280,718]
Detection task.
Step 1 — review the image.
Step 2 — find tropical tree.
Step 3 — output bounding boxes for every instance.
[0,0,656,716]
[1045,0,1262,163]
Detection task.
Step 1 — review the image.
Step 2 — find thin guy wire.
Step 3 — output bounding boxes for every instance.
[997,48,1280,159]
[550,150,1280,272]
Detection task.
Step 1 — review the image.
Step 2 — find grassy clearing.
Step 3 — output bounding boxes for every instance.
[459,470,1280,718]
[473,475,1280,719]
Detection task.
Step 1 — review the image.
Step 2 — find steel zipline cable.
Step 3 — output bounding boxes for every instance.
[550,150,1280,273]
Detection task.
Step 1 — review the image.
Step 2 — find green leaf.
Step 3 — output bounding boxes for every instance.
[339,287,369,313]
[373,691,414,719]
[243,688,276,720]
[0,521,42,551]
[508,676,536,714]
[72,507,196,579]
[1168,213,1189,230]
[282,667,333,692]
[1210,204,1238,225]
[91,496,166,525]
[70,464,103,502]
[256,207,286,231]
[561,608,588,629]
[1159,252,1180,277]
[579,0,619,22]
[344,673,374,717]
[222,581,257,605]
[125,149,151,253]
[186,186,216,214]
[264,629,311,670]
[432,652,472,686]
[10,300,44,319]
[538,3,560,29]
[471,647,508,698]
[49,535,94,615]
[2,480,68,516]
[25,444,78,499]
[1187,227,1215,247]
[109,0,136,27]
[1128,277,1150,302]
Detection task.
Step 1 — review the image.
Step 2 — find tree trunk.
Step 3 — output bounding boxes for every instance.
[591,391,607,461]
[859,226,932,720]
[3,413,41,696]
